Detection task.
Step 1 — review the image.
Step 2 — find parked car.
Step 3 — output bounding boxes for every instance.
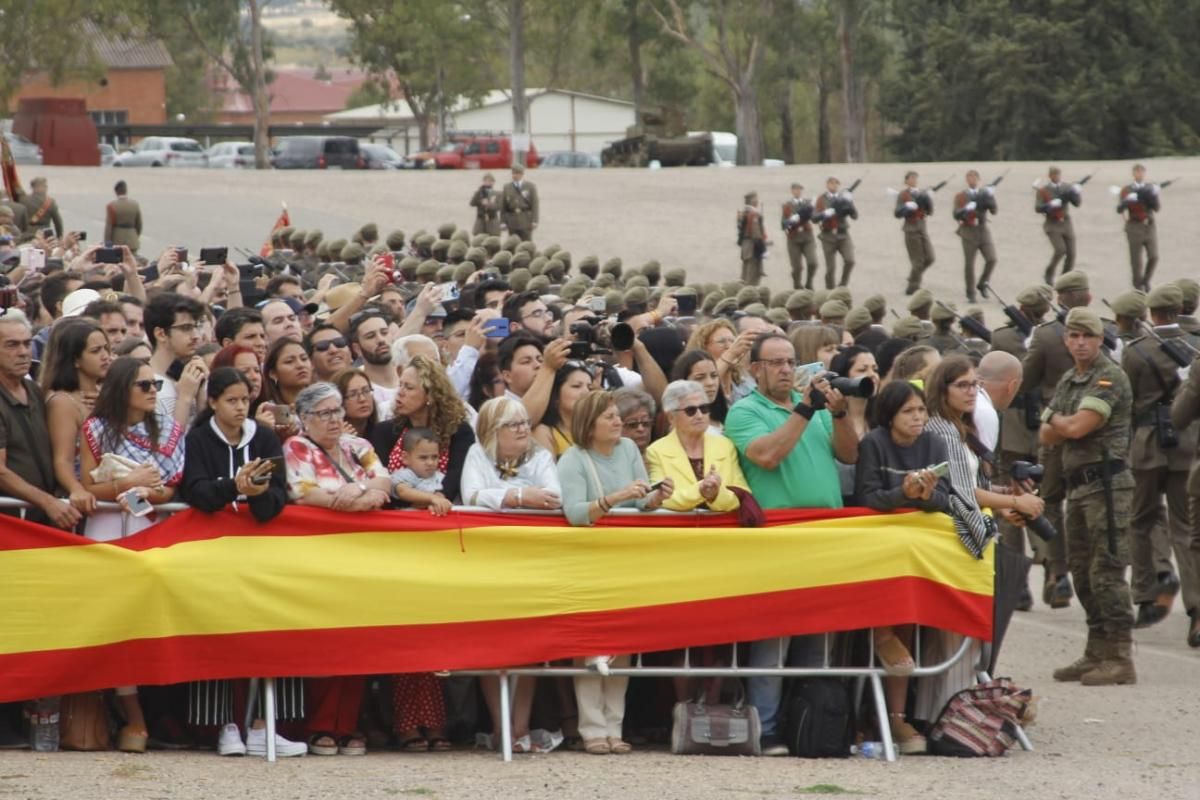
[3,132,43,165]
[409,134,539,170]
[98,143,116,167]
[360,142,406,170]
[270,136,365,170]
[540,151,600,169]
[114,137,208,168]
[206,141,257,169]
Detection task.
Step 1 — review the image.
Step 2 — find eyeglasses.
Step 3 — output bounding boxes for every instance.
[133,379,164,393]
[754,357,797,370]
[500,419,531,431]
[623,418,653,430]
[312,336,348,352]
[678,403,713,417]
[522,308,548,320]
[344,387,372,401]
[950,379,982,393]
[170,323,199,335]
[305,407,345,423]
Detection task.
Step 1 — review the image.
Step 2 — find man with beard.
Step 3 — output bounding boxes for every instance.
[350,311,397,420]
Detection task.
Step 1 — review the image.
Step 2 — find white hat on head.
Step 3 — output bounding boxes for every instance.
[62,288,101,318]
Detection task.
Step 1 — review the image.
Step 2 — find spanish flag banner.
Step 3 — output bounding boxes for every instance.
[0,507,993,701]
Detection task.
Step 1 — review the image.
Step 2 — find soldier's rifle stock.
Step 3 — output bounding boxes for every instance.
[935,300,992,344]
[978,283,1034,338]
[1102,299,1200,367]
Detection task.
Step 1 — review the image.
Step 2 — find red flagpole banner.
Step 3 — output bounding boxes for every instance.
[259,202,290,257]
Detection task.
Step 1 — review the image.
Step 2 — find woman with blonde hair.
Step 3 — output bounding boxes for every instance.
[790,324,841,370]
[687,318,755,405]
[462,396,562,510]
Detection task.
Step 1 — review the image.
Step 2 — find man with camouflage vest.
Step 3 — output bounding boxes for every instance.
[470,173,502,236]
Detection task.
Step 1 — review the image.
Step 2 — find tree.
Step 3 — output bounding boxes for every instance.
[654,0,770,165]
[836,0,867,163]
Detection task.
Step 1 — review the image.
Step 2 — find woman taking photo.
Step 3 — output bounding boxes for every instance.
[334,368,378,439]
[264,337,313,408]
[42,318,111,517]
[531,361,593,459]
[687,319,755,406]
[670,350,726,427]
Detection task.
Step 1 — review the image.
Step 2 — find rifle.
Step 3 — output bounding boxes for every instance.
[988,169,1010,188]
[1102,299,1200,367]
[845,177,864,194]
[978,283,1034,338]
[1056,303,1119,352]
[1160,177,1182,190]
[936,300,992,343]
[929,174,954,193]
[1076,172,1096,186]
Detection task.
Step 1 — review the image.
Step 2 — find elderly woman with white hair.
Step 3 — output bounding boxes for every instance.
[460,396,562,510]
[645,380,749,512]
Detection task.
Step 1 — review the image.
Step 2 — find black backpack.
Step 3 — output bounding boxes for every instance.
[783,678,853,758]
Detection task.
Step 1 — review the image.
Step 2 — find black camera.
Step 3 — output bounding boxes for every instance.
[1009,460,1056,542]
[828,374,875,398]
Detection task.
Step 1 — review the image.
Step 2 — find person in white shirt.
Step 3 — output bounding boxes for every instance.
[145,291,207,427]
[460,396,561,510]
[975,350,1023,453]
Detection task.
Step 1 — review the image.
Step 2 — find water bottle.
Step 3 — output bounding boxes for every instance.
[854,740,885,759]
[30,697,60,752]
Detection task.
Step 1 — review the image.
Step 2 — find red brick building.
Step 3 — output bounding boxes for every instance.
[208,67,368,125]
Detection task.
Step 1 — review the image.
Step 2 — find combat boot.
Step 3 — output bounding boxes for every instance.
[1052,632,1102,682]
[1081,633,1137,686]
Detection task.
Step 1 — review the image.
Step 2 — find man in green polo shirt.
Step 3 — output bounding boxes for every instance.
[724,331,859,755]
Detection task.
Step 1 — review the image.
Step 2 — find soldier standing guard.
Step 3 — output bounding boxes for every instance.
[470,173,502,236]
[1117,163,1160,292]
[1043,308,1137,686]
[895,171,934,295]
[954,170,998,302]
[21,176,63,239]
[814,177,857,289]
[737,191,766,286]
[1035,166,1082,285]
[501,164,538,242]
[104,180,142,253]
[781,183,818,290]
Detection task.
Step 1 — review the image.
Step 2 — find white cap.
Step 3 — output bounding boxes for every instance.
[61,288,101,318]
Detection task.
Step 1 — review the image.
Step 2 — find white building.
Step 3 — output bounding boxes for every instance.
[326,88,635,156]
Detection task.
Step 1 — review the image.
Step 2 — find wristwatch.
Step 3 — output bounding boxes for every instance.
[830,410,848,419]
[793,402,815,420]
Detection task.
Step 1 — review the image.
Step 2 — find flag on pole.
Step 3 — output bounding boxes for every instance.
[259,201,290,257]
[0,133,20,202]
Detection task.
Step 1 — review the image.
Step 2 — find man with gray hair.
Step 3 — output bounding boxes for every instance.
[975,350,1023,453]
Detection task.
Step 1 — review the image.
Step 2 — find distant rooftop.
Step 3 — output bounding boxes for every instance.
[210,67,368,115]
[83,21,173,70]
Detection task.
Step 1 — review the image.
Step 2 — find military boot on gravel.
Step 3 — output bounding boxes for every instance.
[1052,633,1102,682]
[1081,635,1137,686]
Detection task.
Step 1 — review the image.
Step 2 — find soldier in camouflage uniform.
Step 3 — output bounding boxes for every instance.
[1043,308,1136,686]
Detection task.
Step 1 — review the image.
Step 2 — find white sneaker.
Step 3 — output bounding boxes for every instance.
[217,723,246,757]
[246,726,306,758]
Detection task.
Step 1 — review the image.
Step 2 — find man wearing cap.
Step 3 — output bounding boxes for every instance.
[1035,166,1082,285]
[891,316,927,342]
[818,299,847,327]
[1175,279,1200,335]
[954,170,999,302]
[737,191,767,285]
[1108,290,1146,343]
[1041,307,1136,686]
[928,303,965,355]
[906,289,935,336]
[1120,284,1199,629]
[1117,164,1160,291]
[895,171,935,295]
[470,173,502,236]
[501,165,538,241]
[781,183,818,290]
[813,177,857,288]
[104,180,142,253]
[21,177,63,239]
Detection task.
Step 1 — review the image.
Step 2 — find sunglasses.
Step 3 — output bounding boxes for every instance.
[133,379,164,393]
[312,336,348,352]
[679,403,713,417]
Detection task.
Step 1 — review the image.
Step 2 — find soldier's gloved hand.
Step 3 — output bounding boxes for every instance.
[788,214,800,225]
[965,201,977,212]
[1049,198,1063,209]
[822,208,836,219]
[842,191,854,202]
[904,201,918,211]
[984,186,994,195]
[1123,193,1137,204]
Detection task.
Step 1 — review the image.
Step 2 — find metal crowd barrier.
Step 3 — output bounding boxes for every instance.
[2,499,1032,763]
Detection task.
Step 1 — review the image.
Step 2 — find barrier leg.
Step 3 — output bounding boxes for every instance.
[499,671,513,763]
[868,672,897,762]
[264,678,277,763]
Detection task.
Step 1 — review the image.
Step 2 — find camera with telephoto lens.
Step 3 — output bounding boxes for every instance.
[567,321,613,360]
[808,371,876,410]
[1009,460,1057,542]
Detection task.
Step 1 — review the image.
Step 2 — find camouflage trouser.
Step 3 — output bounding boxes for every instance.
[1066,485,1134,637]
[903,228,935,290]
[1125,220,1158,288]
[819,232,855,288]
[1036,444,1069,576]
[787,236,819,290]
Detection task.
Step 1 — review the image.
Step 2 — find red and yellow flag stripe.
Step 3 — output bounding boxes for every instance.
[0,507,993,701]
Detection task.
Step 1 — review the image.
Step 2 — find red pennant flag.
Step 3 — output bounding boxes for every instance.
[259,202,291,257]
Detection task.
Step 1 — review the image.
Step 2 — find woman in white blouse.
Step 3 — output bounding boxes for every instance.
[460,396,562,511]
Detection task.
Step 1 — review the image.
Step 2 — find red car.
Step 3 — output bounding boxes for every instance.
[411,134,539,170]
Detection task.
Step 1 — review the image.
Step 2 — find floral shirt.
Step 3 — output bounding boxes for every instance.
[283,434,386,502]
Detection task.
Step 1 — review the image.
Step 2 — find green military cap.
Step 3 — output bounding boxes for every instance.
[1054,270,1089,293]
[702,281,719,297]
[641,260,662,284]
[340,242,365,264]
[604,289,625,314]
[829,287,853,307]
[434,264,454,283]
[1109,290,1146,318]
[1147,284,1183,312]
[625,274,649,289]
[528,274,551,294]
[672,285,697,299]
[965,306,986,322]
[624,285,649,308]
[560,281,587,303]
[845,306,873,333]
[1173,278,1200,309]
[665,268,687,287]
[786,289,815,312]
[555,250,572,271]
[368,243,388,258]
[719,280,741,298]
[931,302,958,323]
[863,294,886,315]
[411,228,427,241]
[648,287,665,306]
[713,297,739,317]
[289,228,307,249]
[414,233,436,251]
[602,257,623,278]
[516,240,538,256]
[701,291,725,315]
[447,240,469,262]
[385,229,405,250]
[276,225,294,243]
[453,262,475,285]
[757,286,771,305]
[437,222,457,239]
[470,233,487,248]
[1016,284,1050,313]
[542,243,561,259]
[490,250,513,273]
[416,259,441,281]
[509,251,531,270]
[766,307,791,327]
[398,256,420,280]
[451,228,470,244]
[430,239,451,258]
[735,286,759,308]
[1064,307,1103,336]
[325,238,347,257]
[624,265,643,279]
[304,229,323,247]
[819,299,849,321]
[769,290,790,309]
[315,241,330,260]
[686,283,706,302]
[528,255,548,276]
[595,273,616,290]
[509,267,532,292]
[892,315,926,340]
[359,222,378,241]
[813,289,830,308]
[503,234,521,252]
[465,246,488,269]
[544,258,566,282]
[578,255,600,279]
[483,235,503,256]
[743,302,768,317]
[906,289,933,313]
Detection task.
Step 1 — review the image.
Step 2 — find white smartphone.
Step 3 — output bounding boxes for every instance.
[120,489,154,518]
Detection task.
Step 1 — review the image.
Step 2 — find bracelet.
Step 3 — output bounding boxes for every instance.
[516,488,523,507]
[793,402,815,420]
[830,410,847,419]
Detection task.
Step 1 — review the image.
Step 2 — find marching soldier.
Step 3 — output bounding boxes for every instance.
[104,181,142,253]
[1120,285,1199,629]
[895,171,935,295]
[781,183,818,289]
[500,164,539,241]
[1035,166,1082,285]
[1169,337,1200,648]
[1117,163,1160,291]
[1043,308,1136,686]
[814,177,857,288]
[21,176,63,239]
[954,170,999,302]
[737,191,766,285]
[470,173,502,236]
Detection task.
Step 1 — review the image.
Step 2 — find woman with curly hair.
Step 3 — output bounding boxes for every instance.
[369,355,475,505]
[686,318,756,407]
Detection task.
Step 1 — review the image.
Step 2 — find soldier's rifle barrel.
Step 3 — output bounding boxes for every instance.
[978,283,1034,337]
[1103,299,1200,363]
[1161,177,1182,189]
[929,174,955,192]
[935,300,992,343]
[1076,172,1096,186]
[845,177,864,194]
[988,169,1010,187]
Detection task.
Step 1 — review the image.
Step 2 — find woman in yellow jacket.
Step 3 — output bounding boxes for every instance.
[646,380,749,512]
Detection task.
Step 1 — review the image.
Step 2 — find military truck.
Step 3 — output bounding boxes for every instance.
[601,109,715,168]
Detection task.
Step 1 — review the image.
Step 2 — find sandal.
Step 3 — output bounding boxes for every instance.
[398,736,429,752]
[511,734,532,754]
[607,737,632,755]
[428,737,452,752]
[888,714,926,755]
[874,633,915,676]
[307,732,338,756]
[583,737,610,755]
[117,725,148,754]
[338,733,367,756]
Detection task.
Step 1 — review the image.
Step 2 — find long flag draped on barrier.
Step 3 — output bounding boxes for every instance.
[0,506,994,702]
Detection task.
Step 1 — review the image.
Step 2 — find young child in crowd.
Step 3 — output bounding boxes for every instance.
[390,427,452,516]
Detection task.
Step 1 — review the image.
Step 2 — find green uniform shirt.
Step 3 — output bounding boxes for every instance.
[724,389,842,510]
[1047,357,1135,495]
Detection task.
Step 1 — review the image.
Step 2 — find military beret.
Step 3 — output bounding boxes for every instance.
[490,250,513,272]
[277,225,295,243]
[812,289,830,309]
[288,229,307,250]
[863,294,887,315]
[398,256,420,280]
[509,268,532,292]
[664,268,687,287]
[757,286,771,305]
[1173,278,1200,309]
[701,291,725,315]
[845,306,873,333]
[787,289,815,312]
[434,264,455,283]
[554,250,572,271]
[819,299,849,320]
[594,273,616,290]
[453,262,475,284]
[503,234,521,252]
[414,233,436,250]
[713,297,739,317]
[641,260,661,283]
[828,287,853,307]
[416,259,441,280]
[769,290,790,309]
[431,239,451,257]
[625,274,649,289]
[509,251,531,270]
[359,222,378,240]
[1064,307,1103,336]
[624,285,649,305]
[528,274,551,294]
[1147,284,1183,312]
[906,289,933,312]
[560,281,587,303]
[340,242,365,263]
[766,307,791,327]
[450,229,470,244]
[701,282,719,298]
[465,247,488,269]
[1016,285,1050,312]
[470,233,487,248]
[304,229,323,247]
[672,285,697,299]
[1054,270,1089,293]
[602,257,623,278]
[483,236,503,255]
[437,222,457,239]
[743,302,768,317]
[542,243,561,259]
[447,240,469,261]
[892,315,926,339]
[315,241,330,260]
[718,281,740,299]
[324,237,346,257]
[578,255,600,279]
[516,241,538,256]
[385,229,405,250]
[965,306,985,322]
[735,286,760,308]
[931,302,957,323]
[624,265,644,280]
[544,259,566,282]
[528,256,548,276]
[1109,290,1146,318]
[368,243,388,258]
[604,289,625,314]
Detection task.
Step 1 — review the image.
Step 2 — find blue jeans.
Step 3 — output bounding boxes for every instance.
[747,634,825,737]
